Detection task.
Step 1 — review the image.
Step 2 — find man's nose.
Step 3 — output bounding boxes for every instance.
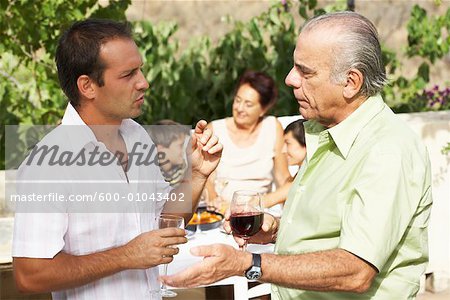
[285,67,301,89]
[136,69,149,90]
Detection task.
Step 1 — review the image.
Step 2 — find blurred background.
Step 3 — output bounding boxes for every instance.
[1,1,449,141]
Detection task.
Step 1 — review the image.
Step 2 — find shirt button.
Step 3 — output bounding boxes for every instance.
[272,286,278,292]
[287,219,292,224]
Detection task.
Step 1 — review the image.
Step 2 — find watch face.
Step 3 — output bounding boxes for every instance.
[246,269,262,280]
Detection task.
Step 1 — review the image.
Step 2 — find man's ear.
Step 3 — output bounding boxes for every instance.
[343,68,363,99]
[77,75,96,100]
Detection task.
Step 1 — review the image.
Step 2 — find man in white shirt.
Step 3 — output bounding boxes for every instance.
[12,19,222,299]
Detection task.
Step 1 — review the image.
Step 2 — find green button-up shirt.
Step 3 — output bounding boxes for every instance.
[273,95,432,299]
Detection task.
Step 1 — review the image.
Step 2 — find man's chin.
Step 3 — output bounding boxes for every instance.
[299,107,309,119]
[129,108,143,119]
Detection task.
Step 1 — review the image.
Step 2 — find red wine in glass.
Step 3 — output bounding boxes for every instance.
[230,190,264,251]
[230,212,264,237]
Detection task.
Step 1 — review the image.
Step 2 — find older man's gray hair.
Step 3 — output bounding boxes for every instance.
[302,11,388,97]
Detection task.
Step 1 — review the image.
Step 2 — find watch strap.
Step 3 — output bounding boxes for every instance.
[252,253,261,268]
[246,253,261,273]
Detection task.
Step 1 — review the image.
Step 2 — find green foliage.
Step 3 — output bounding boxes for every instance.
[2,0,450,169]
[407,5,450,63]
[442,142,450,155]
[134,2,299,125]
[392,85,450,113]
[384,4,450,112]
[297,0,345,19]
[0,0,131,169]
[135,0,354,125]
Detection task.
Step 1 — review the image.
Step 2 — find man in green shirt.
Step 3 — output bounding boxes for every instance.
[161,11,432,299]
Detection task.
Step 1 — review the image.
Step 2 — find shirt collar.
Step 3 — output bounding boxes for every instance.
[304,120,326,162]
[60,102,139,151]
[61,102,88,126]
[327,94,386,159]
[59,103,97,151]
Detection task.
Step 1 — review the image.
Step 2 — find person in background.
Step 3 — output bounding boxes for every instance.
[149,120,190,187]
[161,11,432,300]
[205,70,291,211]
[262,119,307,208]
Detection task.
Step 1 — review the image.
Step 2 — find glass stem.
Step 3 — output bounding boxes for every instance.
[240,240,248,252]
[161,264,168,290]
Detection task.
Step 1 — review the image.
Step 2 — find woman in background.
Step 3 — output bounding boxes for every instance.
[206,70,291,210]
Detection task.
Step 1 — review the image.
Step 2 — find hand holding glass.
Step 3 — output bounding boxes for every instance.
[230,190,264,251]
[158,214,185,297]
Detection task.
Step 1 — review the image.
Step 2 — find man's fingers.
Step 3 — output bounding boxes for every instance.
[194,121,210,145]
[202,135,218,151]
[161,256,174,264]
[261,219,273,232]
[158,227,186,237]
[206,142,223,155]
[161,245,235,288]
[199,128,212,146]
[191,244,232,257]
[161,246,179,256]
[194,120,208,134]
[160,263,204,288]
[261,213,275,231]
[233,236,245,246]
[190,245,216,257]
[223,221,232,233]
[162,236,188,247]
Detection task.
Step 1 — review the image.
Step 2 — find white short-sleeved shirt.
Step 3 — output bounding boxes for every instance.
[12,103,171,299]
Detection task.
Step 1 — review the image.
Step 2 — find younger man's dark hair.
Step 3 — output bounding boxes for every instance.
[55,19,133,107]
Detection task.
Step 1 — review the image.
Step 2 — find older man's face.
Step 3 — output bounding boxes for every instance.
[285,28,347,128]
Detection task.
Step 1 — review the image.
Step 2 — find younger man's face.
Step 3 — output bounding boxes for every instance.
[91,38,149,124]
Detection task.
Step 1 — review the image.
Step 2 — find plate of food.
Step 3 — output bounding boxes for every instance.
[186,210,224,231]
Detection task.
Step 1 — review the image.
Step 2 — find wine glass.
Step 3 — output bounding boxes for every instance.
[213,177,228,213]
[214,177,228,197]
[229,190,264,251]
[158,214,185,298]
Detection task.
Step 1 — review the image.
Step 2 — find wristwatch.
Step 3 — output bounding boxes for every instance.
[245,253,262,280]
